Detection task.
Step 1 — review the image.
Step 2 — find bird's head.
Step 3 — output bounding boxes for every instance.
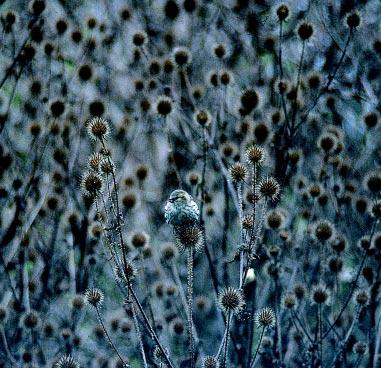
[168,189,191,204]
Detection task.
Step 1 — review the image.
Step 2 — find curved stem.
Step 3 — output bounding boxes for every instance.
[95,306,128,367]
[249,327,265,368]
[222,311,231,368]
[187,247,195,368]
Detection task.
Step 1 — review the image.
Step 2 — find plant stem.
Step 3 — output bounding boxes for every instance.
[249,327,265,368]
[188,247,195,368]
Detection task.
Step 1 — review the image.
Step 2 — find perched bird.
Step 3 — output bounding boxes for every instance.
[164,190,199,227]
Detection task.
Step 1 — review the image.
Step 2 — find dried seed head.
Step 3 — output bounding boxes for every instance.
[242,214,254,229]
[318,132,337,153]
[297,22,314,40]
[132,31,147,46]
[194,109,211,127]
[370,200,381,218]
[214,43,227,58]
[131,231,149,248]
[87,117,110,140]
[218,287,245,314]
[282,293,297,310]
[161,242,178,261]
[81,171,103,197]
[266,210,285,230]
[229,162,247,184]
[88,153,102,171]
[364,171,381,193]
[240,89,259,115]
[256,177,280,201]
[311,284,330,305]
[255,307,275,328]
[22,310,40,329]
[313,220,334,242]
[173,47,192,67]
[293,284,306,299]
[353,341,367,355]
[276,4,289,21]
[363,112,378,129]
[327,256,343,273]
[246,145,265,166]
[175,225,204,252]
[203,356,220,368]
[55,354,80,368]
[346,12,361,29]
[156,96,173,116]
[354,290,369,306]
[84,287,104,307]
[100,158,114,174]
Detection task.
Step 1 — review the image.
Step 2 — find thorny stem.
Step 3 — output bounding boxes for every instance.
[187,247,195,368]
[222,311,231,368]
[323,218,378,339]
[249,327,265,368]
[237,183,244,288]
[131,303,148,368]
[95,306,128,367]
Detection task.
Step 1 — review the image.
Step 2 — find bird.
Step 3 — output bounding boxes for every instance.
[164,190,199,227]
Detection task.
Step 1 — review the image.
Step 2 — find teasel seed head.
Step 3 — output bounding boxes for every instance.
[55,354,80,368]
[81,171,103,197]
[255,307,275,328]
[282,293,298,310]
[173,46,192,67]
[156,96,173,116]
[132,31,147,46]
[88,153,102,171]
[194,109,211,127]
[161,242,178,261]
[370,200,381,218]
[276,4,289,21]
[345,12,361,29]
[293,284,306,300]
[218,287,245,314]
[353,341,367,355]
[87,117,110,140]
[313,220,334,242]
[354,290,369,306]
[297,22,314,41]
[364,171,381,193]
[229,162,247,184]
[256,176,280,201]
[174,225,204,252]
[84,287,104,307]
[242,214,254,229]
[246,145,265,166]
[311,284,330,305]
[203,356,220,368]
[131,231,149,248]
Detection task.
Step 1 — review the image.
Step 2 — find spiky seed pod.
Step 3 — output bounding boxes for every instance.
[218,287,245,314]
[364,171,381,193]
[131,231,149,248]
[240,89,259,114]
[297,22,313,40]
[156,96,173,116]
[55,354,80,368]
[363,112,378,129]
[282,293,297,310]
[268,245,281,258]
[187,172,200,186]
[229,162,247,184]
[87,117,109,140]
[203,356,220,368]
[194,109,211,127]
[370,200,381,218]
[276,4,289,21]
[153,345,169,363]
[175,225,204,252]
[317,132,337,153]
[22,310,40,329]
[161,242,178,261]
[115,262,136,283]
[313,220,334,242]
[255,307,275,328]
[346,12,361,29]
[293,284,306,299]
[354,290,369,306]
[220,70,232,85]
[311,284,330,305]
[71,295,85,310]
[84,288,104,307]
[353,341,368,355]
[88,153,102,171]
[242,214,254,229]
[256,177,280,201]
[100,158,114,174]
[372,232,381,250]
[169,317,185,336]
[122,193,136,210]
[173,47,192,67]
[308,183,321,198]
[266,210,285,230]
[246,145,265,166]
[81,171,103,197]
[327,256,343,273]
[132,31,147,46]
[214,43,227,58]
